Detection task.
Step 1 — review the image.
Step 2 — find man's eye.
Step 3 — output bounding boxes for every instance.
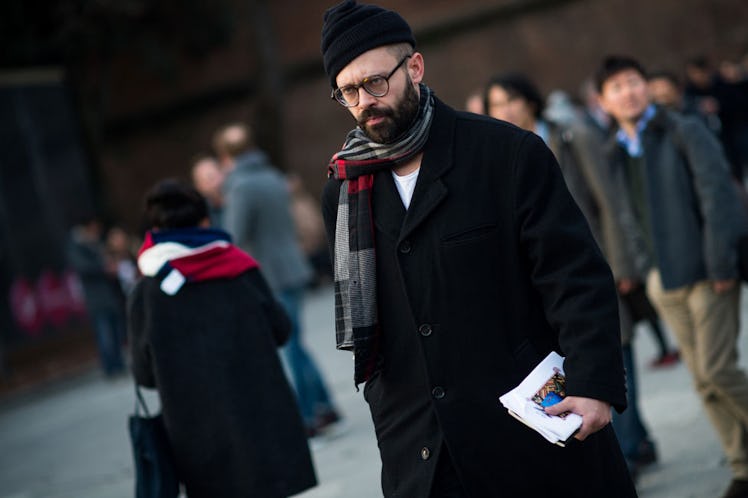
[341,87,358,97]
[367,76,385,87]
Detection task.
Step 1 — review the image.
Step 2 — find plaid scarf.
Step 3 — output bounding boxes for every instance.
[328,83,434,386]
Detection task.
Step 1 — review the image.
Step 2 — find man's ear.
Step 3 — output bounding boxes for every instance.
[408,52,425,85]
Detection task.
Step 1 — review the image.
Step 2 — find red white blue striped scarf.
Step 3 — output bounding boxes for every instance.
[137,228,258,295]
[328,84,434,386]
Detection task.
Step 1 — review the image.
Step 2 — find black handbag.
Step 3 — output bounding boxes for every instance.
[128,385,181,498]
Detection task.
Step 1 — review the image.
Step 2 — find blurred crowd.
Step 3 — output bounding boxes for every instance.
[469,53,748,182]
[471,50,748,496]
[60,46,748,497]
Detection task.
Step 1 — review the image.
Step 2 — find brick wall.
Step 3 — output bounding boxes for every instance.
[97,0,748,231]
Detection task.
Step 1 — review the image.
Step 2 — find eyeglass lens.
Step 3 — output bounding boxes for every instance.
[333,55,410,107]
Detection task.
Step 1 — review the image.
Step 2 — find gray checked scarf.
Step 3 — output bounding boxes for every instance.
[328,83,434,387]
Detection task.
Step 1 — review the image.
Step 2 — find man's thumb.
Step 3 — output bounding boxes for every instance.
[543,398,571,416]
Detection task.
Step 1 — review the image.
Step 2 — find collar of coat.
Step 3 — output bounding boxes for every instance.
[388,97,455,243]
[605,105,676,155]
[231,150,272,175]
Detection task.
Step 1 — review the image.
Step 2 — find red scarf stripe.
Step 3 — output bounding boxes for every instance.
[168,245,258,282]
[137,229,259,285]
[348,175,375,194]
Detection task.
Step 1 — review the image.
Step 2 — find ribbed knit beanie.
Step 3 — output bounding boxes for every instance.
[321,0,415,88]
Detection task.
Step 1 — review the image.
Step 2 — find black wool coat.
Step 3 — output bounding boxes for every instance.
[129,269,317,498]
[322,99,636,498]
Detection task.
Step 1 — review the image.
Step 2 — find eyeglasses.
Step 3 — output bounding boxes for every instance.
[331,55,411,107]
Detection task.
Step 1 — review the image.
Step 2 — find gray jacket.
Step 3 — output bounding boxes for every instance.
[547,119,634,281]
[605,107,746,290]
[546,119,637,343]
[222,150,312,292]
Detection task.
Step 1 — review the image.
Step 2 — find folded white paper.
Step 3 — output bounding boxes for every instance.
[499,351,582,446]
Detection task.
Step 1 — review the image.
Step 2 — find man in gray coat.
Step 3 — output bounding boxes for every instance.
[597,55,748,498]
[214,123,342,437]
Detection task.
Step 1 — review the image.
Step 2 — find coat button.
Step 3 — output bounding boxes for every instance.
[420,447,431,460]
[432,386,445,399]
[399,240,412,253]
[418,324,432,337]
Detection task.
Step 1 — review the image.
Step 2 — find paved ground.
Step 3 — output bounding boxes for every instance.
[0,284,744,498]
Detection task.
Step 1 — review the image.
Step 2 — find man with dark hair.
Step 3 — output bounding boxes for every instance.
[484,72,546,130]
[596,55,748,498]
[683,55,722,132]
[684,55,748,180]
[129,179,317,497]
[319,2,635,497]
[647,71,686,111]
[142,179,209,229]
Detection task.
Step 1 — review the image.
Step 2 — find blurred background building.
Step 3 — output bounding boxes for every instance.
[1,0,747,391]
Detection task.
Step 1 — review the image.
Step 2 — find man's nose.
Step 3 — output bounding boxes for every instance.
[357,87,377,107]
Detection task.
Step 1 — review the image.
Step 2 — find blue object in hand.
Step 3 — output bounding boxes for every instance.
[541,392,563,407]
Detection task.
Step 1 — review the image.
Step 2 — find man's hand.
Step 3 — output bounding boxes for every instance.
[713,279,737,294]
[543,396,611,441]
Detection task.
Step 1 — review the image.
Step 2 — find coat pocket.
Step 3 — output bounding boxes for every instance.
[363,371,383,405]
[441,223,497,246]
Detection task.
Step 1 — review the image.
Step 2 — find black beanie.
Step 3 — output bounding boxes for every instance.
[321,0,415,88]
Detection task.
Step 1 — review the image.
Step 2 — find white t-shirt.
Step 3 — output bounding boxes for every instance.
[391,168,420,209]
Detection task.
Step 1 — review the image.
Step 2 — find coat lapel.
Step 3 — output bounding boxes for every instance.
[373,171,406,242]
[398,99,455,243]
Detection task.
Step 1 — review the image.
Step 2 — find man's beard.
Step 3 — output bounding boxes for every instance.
[357,79,420,144]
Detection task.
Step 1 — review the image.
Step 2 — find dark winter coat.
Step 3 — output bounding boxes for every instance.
[128,269,316,498]
[322,99,635,498]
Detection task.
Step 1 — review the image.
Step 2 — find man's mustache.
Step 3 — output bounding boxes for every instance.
[357,107,393,126]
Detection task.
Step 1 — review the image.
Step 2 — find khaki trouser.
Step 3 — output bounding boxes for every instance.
[647,269,748,478]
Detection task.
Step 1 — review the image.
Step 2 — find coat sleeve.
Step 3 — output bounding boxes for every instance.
[245,269,292,346]
[677,116,743,280]
[127,280,156,388]
[569,124,633,281]
[513,132,627,411]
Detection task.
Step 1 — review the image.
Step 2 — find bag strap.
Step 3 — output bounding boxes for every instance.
[134,385,152,418]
